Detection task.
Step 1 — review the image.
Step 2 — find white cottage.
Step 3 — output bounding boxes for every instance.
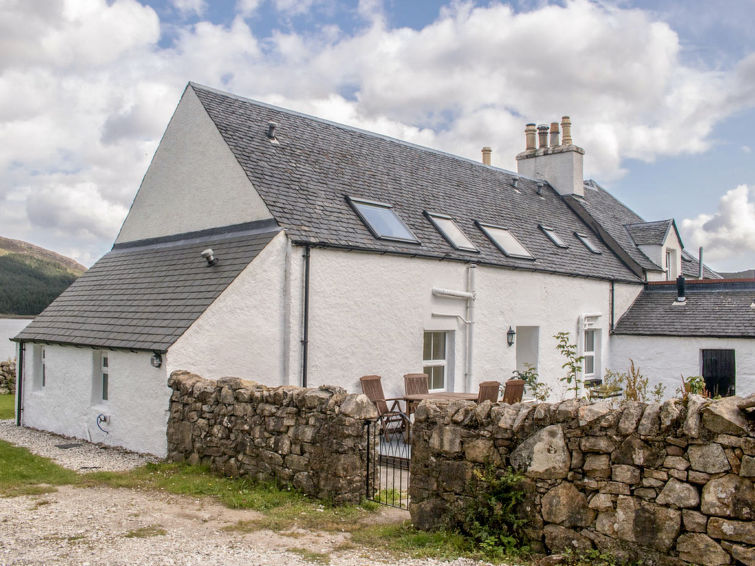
[13,83,752,456]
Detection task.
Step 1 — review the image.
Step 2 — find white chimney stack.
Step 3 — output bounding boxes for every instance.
[516,116,585,197]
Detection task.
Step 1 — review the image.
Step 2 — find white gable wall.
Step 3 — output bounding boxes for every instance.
[115,86,272,244]
[167,231,300,385]
[611,335,755,399]
[19,345,169,456]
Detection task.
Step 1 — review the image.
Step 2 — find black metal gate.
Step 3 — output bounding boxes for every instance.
[364,416,411,509]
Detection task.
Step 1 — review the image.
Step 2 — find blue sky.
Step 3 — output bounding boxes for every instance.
[1,0,754,271]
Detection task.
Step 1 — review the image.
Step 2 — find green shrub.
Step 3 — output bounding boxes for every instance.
[449,466,528,558]
[511,365,551,402]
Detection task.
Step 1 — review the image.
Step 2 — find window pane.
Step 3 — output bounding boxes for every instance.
[479,224,533,258]
[584,330,595,352]
[426,366,444,390]
[540,225,567,248]
[584,356,594,375]
[102,355,108,368]
[352,200,417,241]
[429,214,477,251]
[423,332,432,361]
[102,372,109,401]
[576,233,601,254]
[432,332,445,360]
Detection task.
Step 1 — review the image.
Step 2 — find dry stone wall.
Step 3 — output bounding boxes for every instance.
[0,360,15,394]
[410,395,755,566]
[166,371,377,504]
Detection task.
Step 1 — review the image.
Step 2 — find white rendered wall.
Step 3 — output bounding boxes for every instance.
[115,86,272,244]
[1,317,32,360]
[168,232,298,386]
[611,335,755,399]
[303,248,634,401]
[20,345,169,456]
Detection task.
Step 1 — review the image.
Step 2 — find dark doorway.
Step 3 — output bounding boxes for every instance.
[701,349,736,397]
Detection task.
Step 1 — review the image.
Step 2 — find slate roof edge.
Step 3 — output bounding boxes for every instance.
[10,337,167,353]
[292,239,643,284]
[561,195,647,279]
[189,82,522,178]
[611,330,755,338]
[112,218,281,251]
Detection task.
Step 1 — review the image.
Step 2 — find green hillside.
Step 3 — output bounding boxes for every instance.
[0,237,86,316]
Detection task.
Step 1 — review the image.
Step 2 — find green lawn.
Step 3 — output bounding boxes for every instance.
[0,439,79,496]
[0,394,15,420]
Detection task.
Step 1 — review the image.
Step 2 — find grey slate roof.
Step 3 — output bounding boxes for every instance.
[614,280,755,338]
[15,224,279,351]
[626,220,674,246]
[568,181,719,279]
[191,83,640,283]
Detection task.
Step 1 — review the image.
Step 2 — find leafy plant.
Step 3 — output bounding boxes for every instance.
[651,383,666,402]
[449,466,528,559]
[511,365,551,402]
[554,331,584,399]
[678,374,709,399]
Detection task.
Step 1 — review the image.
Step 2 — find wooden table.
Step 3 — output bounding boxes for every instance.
[403,392,478,414]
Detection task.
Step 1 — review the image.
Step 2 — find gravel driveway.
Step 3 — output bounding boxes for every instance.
[0,421,494,566]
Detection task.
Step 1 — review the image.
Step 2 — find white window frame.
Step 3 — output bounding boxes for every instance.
[583,329,597,377]
[580,314,602,379]
[92,351,109,403]
[32,345,46,390]
[425,212,478,252]
[423,331,448,391]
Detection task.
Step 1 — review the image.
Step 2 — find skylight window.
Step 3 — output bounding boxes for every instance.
[476,222,534,259]
[540,225,568,248]
[575,232,601,254]
[347,197,419,243]
[425,212,477,252]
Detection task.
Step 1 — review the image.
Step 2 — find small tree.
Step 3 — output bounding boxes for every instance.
[554,331,584,399]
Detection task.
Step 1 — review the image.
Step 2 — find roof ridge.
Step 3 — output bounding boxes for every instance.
[188,82,522,177]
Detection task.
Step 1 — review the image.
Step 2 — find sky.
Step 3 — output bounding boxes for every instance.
[1,0,754,272]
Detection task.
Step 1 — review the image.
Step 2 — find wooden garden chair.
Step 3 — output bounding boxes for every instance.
[403,373,429,415]
[502,379,525,404]
[477,380,501,403]
[360,375,406,440]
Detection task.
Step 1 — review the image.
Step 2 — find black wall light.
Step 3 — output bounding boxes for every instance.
[506,326,516,347]
[150,352,163,368]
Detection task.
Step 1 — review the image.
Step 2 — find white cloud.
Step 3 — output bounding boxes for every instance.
[1,0,754,266]
[681,185,755,269]
[170,0,207,17]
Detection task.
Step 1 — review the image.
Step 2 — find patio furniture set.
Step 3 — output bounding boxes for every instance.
[360,374,525,440]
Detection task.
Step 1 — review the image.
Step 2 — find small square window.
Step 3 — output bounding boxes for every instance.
[476,222,534,259]
[539,225,568,248]
[347,197,419,243]
[575,232,601,254]
[425,212,477,252]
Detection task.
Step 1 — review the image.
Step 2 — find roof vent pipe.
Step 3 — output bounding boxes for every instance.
[266,121,278,140]
[561,116,572,145]
[675,275,686,303]
[482,147,492,166]
[550,122,560,147]
[201,248,218,266]
[525,123,537,151]
[698,246,704,279]
[537,125,549,148]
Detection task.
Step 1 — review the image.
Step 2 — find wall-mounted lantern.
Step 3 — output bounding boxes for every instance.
[150,352,163,368]
[507,326,516,347]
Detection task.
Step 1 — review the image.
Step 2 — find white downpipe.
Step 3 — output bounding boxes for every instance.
[466,265,476,393]
[431,265,477,392]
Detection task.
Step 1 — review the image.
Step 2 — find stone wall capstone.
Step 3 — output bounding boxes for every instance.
[166,371,377,505]
[0,360,15,395]
[410,394,755,566]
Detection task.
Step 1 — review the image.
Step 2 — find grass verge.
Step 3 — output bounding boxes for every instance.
[0,394,15,420]
[0,439,79,496]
